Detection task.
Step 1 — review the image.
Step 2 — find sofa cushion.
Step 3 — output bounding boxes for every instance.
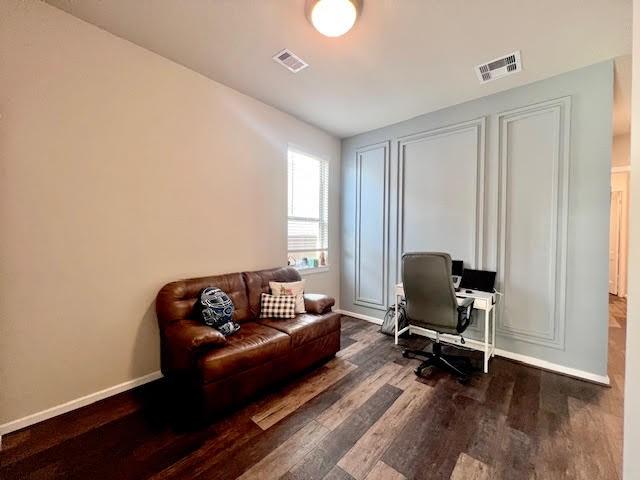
[157,272,251,326]
[197,322,290,384]
[257,312,341,348]
[269,279,306,313]
[260,293,297,319]
[244,267,302,319]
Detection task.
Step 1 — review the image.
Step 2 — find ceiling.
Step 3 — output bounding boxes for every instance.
[46,0,632,138]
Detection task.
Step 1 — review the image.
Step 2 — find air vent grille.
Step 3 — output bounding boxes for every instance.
[475,51,522,84]
[273,49,309,73]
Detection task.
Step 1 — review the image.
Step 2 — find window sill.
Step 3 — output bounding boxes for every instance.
[296,266,330,276]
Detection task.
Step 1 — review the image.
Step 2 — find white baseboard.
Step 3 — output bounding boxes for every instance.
[335,309,383,325]
[494,349,610,385]
[338,310,610,385]
[0,370,163,438]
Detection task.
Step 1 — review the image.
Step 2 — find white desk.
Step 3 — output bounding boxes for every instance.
[394,283,497,373]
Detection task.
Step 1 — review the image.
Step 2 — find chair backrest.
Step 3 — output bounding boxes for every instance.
[402,252,458,331]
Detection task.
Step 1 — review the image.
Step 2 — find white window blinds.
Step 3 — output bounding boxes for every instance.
[287,149,329,264]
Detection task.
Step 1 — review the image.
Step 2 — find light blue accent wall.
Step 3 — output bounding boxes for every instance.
[340,61,613,377]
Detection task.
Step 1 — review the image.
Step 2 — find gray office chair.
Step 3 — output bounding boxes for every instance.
[401,252,475,380]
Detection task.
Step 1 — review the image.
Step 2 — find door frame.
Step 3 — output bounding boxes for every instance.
[612,170,630,297]
[610,190,623,295]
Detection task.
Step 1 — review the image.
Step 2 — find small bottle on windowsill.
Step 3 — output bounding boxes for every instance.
[319,252,326,266]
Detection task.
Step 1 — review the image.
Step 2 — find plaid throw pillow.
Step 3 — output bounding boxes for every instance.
[260,293,297,319]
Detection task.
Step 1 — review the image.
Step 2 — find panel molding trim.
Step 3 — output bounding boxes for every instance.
[496,97,571,349]
[354,141,390,310]
[395,118,486,282]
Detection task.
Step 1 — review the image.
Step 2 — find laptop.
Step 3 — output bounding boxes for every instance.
[459,268,497,293]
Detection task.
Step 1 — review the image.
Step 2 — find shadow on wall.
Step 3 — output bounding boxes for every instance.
[128,295,190,430]
[216,85,282,152]
[131,299,162,379]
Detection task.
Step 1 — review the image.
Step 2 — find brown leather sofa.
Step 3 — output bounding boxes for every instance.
[156,266,340,419]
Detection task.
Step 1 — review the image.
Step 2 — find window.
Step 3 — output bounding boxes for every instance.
[287,148,329,271]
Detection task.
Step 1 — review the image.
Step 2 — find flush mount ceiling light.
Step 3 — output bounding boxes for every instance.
[306,0,361,37]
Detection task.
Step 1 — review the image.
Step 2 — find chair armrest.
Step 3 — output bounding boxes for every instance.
[304,293,335,314]
[163,320,227,372]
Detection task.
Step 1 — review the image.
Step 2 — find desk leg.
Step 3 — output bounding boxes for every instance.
[394,298,399,345]
[483,308,489,373]
[491,306,496,357]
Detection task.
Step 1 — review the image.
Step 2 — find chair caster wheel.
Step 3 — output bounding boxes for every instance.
[402,350,409,358]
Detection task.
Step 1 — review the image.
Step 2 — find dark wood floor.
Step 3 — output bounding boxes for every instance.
[1,296,626,479]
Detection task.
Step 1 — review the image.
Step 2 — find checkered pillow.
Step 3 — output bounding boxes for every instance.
[260,293,297,319]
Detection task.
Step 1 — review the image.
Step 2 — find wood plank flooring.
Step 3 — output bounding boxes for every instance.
[0,295,626,479]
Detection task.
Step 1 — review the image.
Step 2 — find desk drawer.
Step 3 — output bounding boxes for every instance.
[473,298,489,310]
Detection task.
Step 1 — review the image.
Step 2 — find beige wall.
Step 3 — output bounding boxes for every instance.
[0,1,341,427]
[612,132,631,167]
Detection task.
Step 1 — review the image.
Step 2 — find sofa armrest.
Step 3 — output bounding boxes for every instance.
[163,320,227,372]
[304,293,335,314]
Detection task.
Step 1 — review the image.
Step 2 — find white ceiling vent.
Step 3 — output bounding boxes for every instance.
[475,51,522,83]
[273,49,309,73]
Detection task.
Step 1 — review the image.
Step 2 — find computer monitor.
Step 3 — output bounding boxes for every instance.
[451,260,464,277]
[460,269,496,292]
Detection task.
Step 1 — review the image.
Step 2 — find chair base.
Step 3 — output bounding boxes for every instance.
[402,342,472,381]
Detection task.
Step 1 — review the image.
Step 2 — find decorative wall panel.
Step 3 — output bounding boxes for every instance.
[496,98,571,348]
[354,142,390,309]
[396,119,486,279]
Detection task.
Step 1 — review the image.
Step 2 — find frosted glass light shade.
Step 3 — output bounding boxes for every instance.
[309,0,359,37]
